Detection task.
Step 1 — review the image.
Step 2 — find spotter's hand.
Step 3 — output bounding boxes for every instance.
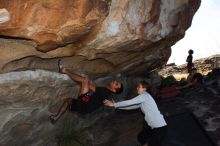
[103,99,114,107]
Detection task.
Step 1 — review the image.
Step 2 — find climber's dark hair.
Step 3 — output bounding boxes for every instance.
[115,83,123,94]
[139,80,149,89]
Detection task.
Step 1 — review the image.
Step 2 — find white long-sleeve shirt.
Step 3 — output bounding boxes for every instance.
[114,92,167,129]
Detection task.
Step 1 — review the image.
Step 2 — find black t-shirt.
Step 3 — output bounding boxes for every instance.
[77,87,114,114]
[186,54,193,66]
[93,87,114,100]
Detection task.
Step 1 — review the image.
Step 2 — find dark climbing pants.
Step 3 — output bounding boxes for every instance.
[138,122,167,146]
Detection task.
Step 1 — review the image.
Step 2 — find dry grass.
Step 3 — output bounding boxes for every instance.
[172,73,189,81]
[163,70,211,81]
[160,73,188,81]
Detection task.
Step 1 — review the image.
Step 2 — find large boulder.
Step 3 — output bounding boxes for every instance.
[0,0,200,76]
[0,70,123,146]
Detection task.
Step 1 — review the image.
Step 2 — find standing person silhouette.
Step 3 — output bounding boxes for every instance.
[186,49,194,73]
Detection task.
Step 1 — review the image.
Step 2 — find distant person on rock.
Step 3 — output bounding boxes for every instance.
[49,60,123,124]
[104,81,167,146]
[186,49,194,73]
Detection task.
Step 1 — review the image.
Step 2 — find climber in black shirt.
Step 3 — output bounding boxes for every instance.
[49,60,123,124]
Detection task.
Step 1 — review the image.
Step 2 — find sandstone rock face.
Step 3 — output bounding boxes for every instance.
[0,70,73,146]
[0,70,120,146]
[0,0,201,145]
[0,0,200,76]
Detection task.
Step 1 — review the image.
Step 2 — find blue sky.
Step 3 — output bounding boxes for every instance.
[168,0,220,65]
